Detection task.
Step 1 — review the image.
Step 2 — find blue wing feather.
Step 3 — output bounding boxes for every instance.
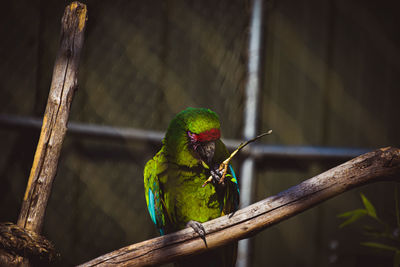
[146,180,166,235]
[228,164,240,211]
[229,164,239,194]
[144,151,167,235]
[147,189,157,225]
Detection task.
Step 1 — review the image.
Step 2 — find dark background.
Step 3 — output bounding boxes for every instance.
[0,0,399,266]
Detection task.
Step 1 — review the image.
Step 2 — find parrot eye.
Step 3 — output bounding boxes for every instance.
[187,131,200,150]
[187,131,199,143]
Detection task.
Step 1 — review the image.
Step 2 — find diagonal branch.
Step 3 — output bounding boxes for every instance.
[79,147,400,267]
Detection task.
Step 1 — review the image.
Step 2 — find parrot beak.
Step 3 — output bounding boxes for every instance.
[196,141,215,164]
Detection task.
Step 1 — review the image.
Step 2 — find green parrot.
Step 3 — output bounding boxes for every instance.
[144,107,239,267]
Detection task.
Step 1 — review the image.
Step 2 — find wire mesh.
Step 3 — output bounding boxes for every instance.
[0,0,249,265]
[1,0,400,266]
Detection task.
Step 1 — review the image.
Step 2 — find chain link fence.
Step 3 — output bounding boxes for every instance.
[0,1,250,265]
[1,0,400,266]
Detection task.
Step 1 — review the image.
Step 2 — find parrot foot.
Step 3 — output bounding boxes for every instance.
[210,166,225,186]
[186,220,208,247]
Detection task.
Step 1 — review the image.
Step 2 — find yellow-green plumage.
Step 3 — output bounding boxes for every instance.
[144,107,239,266]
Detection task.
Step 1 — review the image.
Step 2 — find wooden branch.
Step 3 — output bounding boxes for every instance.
[17,2,87,234]
[79,147,400,267]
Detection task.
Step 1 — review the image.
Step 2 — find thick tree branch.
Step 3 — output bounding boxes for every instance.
[17,2,87,234]
[79,147,400,267]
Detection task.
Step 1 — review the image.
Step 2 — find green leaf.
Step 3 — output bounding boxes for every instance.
[361,193,377,219]
[361,242,399,252]
[337,209,367,218]
[338,209,368,228]
[362,225,387,238]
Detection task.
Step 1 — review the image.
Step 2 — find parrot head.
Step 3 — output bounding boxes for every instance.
[164,107,221,167]
[187,127,220,163]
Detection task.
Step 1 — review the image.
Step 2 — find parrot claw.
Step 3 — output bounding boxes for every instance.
[187,220,208,247]
[210,166,225,186]
[202,164,226,187]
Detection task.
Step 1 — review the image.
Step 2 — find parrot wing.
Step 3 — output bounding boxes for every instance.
[144,149,168,235]
[214,140,240,214]
[223,163,240,214]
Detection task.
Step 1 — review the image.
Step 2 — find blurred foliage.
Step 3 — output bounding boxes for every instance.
[338,186,400,266]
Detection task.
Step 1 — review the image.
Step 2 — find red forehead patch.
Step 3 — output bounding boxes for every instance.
[189,128,221,142]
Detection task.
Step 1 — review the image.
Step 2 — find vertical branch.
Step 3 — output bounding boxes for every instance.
[17,2,87,234]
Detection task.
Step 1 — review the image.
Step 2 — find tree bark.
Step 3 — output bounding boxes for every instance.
[17,1,87,234]
[79,147,400,267]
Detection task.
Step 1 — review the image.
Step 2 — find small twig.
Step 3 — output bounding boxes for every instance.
[202,130,272,187]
